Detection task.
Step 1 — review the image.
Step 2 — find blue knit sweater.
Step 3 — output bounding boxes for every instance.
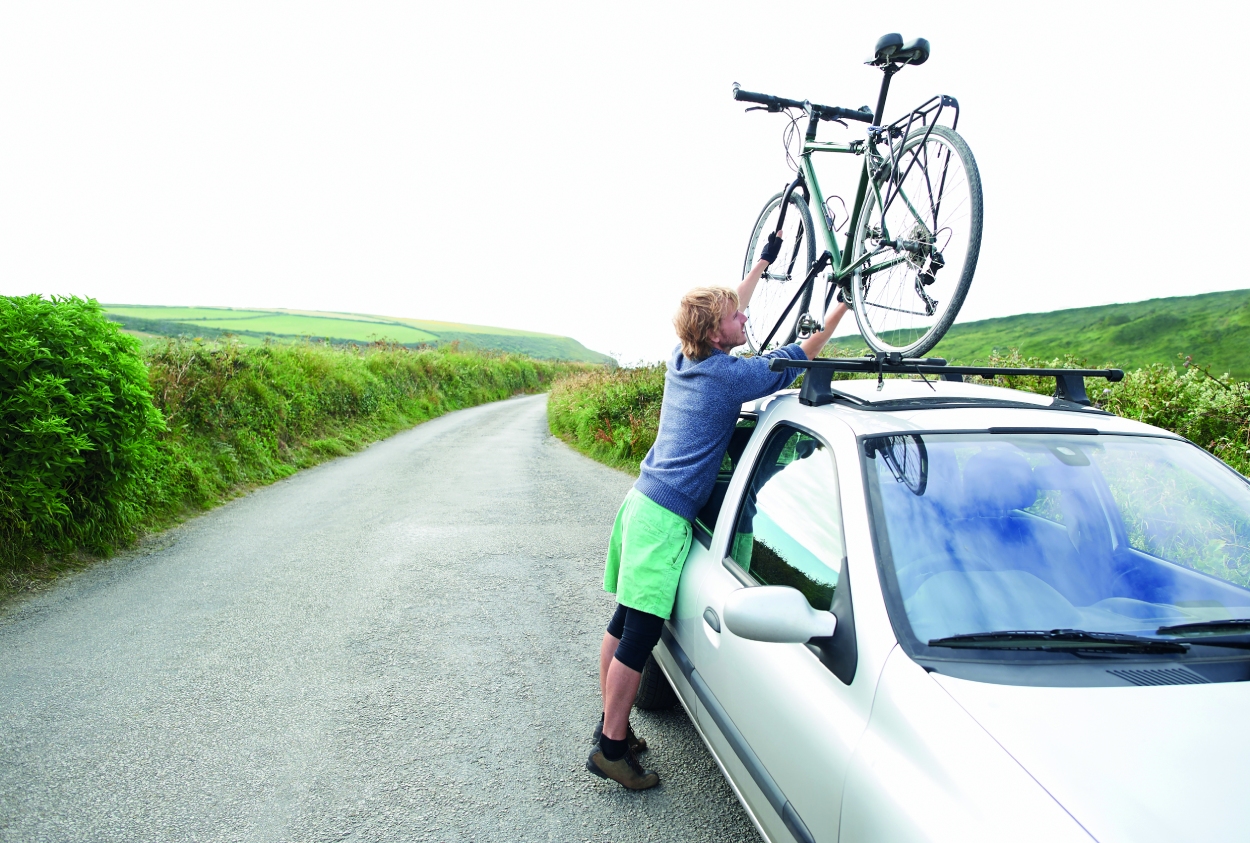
[634,344,808,521]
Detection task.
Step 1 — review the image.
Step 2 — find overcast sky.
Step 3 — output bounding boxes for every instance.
[1,2,1245,363]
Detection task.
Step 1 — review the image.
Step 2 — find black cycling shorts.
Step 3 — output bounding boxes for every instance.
[606,603,665,672]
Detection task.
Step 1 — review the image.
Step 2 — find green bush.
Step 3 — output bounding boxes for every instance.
[143,339,573,516]
[1101,362,1250,477]
[969,348,1250,477]
[0,296,163,565]
[548,365,665,473]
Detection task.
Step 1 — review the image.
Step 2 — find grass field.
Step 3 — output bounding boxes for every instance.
[102,304,613,363]
[918,289,1250,378]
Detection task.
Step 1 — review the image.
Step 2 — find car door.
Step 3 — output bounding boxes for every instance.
[654,414,758,730]
[688,421,873,843]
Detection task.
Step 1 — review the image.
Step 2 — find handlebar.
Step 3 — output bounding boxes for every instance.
[732,83,873,124]
[813,103,874,124]
[732,84,805,111]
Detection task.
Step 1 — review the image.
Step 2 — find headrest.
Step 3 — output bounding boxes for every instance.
[961,449,1037,516]
[917,445,963,512]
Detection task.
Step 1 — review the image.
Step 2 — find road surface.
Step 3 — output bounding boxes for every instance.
[0,394,759,843]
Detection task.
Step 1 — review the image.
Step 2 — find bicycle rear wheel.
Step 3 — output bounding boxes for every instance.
[850,124,982,357]
[742,190,817,353]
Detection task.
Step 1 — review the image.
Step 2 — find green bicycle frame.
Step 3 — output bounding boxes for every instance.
[797,136,916,287]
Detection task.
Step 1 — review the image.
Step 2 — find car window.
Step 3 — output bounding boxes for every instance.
[865,433,1250,645]
[1092,444,1250,588]
[728,424,845,610]
[695,416,757,533]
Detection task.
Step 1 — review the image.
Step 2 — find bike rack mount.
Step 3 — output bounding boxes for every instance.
[768,356,1125,408]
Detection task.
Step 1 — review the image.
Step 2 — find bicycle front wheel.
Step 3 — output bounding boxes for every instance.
[742,190,817,353]
[851,124,982,357]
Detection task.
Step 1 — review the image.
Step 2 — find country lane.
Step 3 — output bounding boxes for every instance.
[0,393,760,843]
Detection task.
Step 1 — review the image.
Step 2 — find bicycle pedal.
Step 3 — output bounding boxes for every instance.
[796,313,823,338]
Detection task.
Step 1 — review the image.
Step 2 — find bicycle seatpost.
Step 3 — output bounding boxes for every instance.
[872,65,898,127]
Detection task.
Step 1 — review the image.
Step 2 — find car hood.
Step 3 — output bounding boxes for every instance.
[933,673,1248,843]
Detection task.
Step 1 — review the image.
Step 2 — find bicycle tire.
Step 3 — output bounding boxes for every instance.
[742,190,818,353]
[850,124,982,357]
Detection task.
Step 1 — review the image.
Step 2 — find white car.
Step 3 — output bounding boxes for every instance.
[637,364,1250,843]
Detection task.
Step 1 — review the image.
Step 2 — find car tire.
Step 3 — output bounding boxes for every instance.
[633,654,678,710]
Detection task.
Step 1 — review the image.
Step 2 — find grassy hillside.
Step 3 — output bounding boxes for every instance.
[922,290,1250,378]
[102,304,613,364]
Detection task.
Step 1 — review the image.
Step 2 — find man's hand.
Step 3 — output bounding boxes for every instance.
[799,298,851,360]
[759,230,784,266]
[739,229,783,311]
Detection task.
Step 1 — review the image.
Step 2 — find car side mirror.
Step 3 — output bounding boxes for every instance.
[723,586,837,643]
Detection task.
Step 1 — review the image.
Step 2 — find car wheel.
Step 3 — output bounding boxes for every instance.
[633,654,678,710]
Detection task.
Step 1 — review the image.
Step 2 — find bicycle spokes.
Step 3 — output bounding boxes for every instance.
[743,190,818,352]
[854,125,978,354]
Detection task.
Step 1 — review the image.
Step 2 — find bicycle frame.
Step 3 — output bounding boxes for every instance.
[778,92,960,287]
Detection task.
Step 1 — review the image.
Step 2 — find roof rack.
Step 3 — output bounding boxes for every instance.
[768,355,1125,408]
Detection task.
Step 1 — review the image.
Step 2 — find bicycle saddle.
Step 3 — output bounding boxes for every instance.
[870,33,930,67]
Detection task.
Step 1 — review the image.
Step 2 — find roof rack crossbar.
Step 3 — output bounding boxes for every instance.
[769,356,1125,408]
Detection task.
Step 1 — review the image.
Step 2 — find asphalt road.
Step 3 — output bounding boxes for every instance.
[0,394,760,843]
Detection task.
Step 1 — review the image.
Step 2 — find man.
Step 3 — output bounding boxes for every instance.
[586,232,850,789]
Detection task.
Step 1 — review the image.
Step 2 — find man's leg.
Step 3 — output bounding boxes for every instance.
[599,631,618,703]
[600,603,628,712]
[602,657,642,740]
[603,606,665,740]
[596,609,648,753]
[586,606,663,790]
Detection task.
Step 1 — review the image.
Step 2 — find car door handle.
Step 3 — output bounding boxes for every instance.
[702,607,721,633]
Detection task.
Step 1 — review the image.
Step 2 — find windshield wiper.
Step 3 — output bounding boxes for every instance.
[928,628,1189,654]
[1155,618,1250,648]
[1157,618,1250,635]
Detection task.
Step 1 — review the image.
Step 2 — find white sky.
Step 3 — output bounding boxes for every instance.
[1,1,1245,364]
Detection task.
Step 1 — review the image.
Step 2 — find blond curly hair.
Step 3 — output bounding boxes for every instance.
[674,286,739,362]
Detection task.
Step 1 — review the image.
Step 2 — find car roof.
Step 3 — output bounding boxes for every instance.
[743,377,1175,440]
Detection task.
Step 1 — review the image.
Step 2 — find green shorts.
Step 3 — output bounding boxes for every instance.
[603,489,694,618]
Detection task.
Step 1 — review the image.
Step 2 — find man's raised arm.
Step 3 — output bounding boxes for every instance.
[799,297,851,360]
[737,230,783,311]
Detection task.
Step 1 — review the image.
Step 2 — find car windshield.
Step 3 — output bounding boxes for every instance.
[863,432,1250,651]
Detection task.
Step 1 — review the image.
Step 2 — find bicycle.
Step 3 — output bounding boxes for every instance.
[734,33,983,359]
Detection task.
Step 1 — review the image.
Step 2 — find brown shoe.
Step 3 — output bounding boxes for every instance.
[592,717,648,754]
[586,748,659,790]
